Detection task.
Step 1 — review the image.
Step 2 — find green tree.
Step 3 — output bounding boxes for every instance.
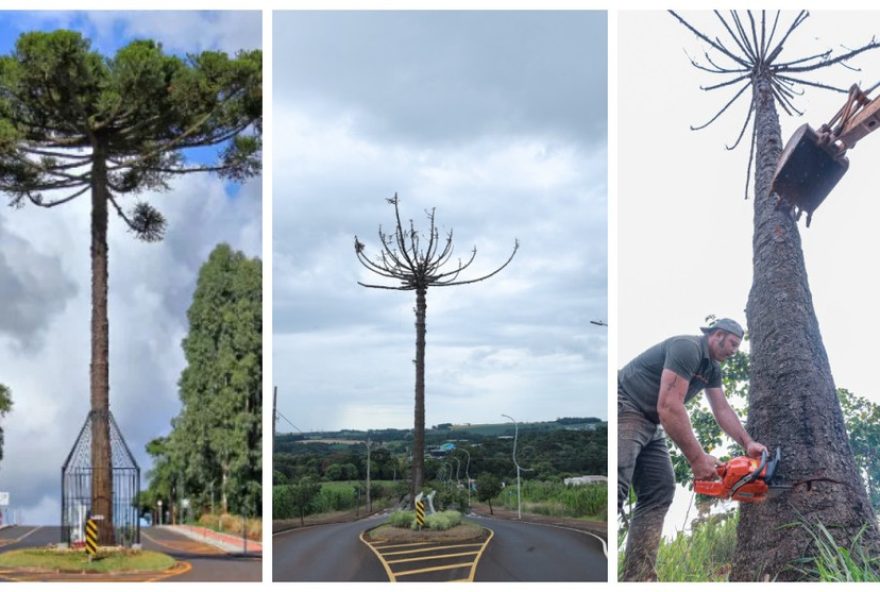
[837,388,880,510]
[0,30,261,542]
[0,384,12,464]
[477,473,502,515]
[169,244,261,517]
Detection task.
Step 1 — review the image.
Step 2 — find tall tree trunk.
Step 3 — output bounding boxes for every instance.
[411,286,427,503]
[732,76,879,580]
[90,150,114,545]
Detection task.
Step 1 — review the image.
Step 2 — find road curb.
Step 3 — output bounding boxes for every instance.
[272,510,388,536]
[159,525,262,554]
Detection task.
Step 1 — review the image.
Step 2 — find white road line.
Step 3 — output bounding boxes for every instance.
[476,516,608,557]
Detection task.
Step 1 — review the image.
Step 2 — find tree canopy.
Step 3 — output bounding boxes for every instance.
[0,29,261,237]
[147,244,262,517]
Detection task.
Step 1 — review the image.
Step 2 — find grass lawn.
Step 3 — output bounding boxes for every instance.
[366,520,484,544]
[0,548,177,573]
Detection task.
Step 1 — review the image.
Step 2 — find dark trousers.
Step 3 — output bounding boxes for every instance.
[618,397,675,582]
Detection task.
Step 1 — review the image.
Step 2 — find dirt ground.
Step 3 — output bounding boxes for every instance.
[364,522,484,543]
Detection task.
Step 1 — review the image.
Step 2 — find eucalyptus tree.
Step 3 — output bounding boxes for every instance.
[355,194,518,501]
[0,30,261,542]
[0,384,11,465]
[671,10,880,579]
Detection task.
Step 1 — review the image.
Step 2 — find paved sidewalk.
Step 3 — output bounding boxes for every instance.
[159,525,262,554]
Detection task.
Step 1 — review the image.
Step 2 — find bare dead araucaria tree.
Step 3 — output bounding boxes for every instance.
[355,194,518,502]
[671,10,880,581]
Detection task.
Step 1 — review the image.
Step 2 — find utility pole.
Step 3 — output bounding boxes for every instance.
[502,414,527,520]
[366,437,372,513]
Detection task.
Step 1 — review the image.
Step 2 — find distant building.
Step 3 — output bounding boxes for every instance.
[564,475,607,486]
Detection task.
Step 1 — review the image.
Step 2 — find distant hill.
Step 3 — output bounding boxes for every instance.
[276,417,607,444]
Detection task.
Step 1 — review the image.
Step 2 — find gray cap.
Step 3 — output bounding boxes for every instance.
[700,318,744,339]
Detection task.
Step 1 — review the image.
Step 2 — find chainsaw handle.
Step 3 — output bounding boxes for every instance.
[747,449,768,483]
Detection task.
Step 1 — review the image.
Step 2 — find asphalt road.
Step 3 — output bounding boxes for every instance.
[470,515,607,581]
[273,514,607,582]
[273,515,388,581]
[0,525,261,582]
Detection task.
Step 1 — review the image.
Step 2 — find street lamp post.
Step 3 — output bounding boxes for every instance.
[453,457,461,487]
[157,500,163,526]
[461,448,472,504]
[502,414,525,520]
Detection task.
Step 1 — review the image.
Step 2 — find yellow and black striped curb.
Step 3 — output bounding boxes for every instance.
[360,527,493,582]
[85,519,98,556]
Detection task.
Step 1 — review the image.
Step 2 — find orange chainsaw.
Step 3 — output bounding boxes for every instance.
[694,448,781,503]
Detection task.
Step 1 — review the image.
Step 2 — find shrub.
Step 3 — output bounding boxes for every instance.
[387,511,415,528]
[424,510,462,531]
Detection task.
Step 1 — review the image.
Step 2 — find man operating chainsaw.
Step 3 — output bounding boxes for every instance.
[617,317,767,581]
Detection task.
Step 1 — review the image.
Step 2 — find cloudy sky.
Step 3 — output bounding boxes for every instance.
[619,10,880,537]
[0,11,261,524]
[274,11,608,433]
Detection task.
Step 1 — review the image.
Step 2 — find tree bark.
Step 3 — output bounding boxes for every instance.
[411,286,427,503]
[732,76,880,580]
[90,149,114,545]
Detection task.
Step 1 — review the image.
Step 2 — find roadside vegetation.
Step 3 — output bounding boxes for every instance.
[273,418,607,525]
[0,548,176,574]
[620,511,880,582]
[496,480,607,521]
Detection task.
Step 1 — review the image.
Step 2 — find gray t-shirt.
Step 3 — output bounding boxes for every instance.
[618,335,722,424]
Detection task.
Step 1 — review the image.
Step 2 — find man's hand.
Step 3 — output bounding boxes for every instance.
[690,452,721,481]
[745,440,767,459]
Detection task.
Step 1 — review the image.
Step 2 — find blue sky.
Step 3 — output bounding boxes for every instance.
[0,11,261,525]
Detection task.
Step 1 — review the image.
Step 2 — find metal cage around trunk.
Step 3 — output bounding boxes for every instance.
[61,410,140,547]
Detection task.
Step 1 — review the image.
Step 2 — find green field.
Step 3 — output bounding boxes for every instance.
[496,480,607,520]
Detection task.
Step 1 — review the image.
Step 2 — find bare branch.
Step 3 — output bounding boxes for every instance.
[776,75,850,94]
[690,80,752,130]
[669,11,751,68]
[779,37,880,73]
[700,73,752,92]
[725,97,755,150]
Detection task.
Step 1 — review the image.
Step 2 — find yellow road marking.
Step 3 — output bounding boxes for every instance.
[360,526,494,582]
[372,541,450,549]
[468,527,494,581]
[392,561,475,577]
[358,529,396,582]
[0,561,192,583]
[380,543,483,556]
[386,550,479,565]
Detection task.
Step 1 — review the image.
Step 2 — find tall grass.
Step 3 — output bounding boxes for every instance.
[620,510,880,583]
[496,480,606,519]
[653,513,738,582]
[794,522,880,582]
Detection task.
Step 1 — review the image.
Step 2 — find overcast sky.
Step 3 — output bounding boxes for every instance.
[0,11,261,525]
[619,10,880,538]
[274,11,608,433]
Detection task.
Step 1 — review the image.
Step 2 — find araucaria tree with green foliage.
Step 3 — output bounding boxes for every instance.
[0,31,261,542]
[156,244,262,518]
[672,10,880,580]
[355,195,517,502]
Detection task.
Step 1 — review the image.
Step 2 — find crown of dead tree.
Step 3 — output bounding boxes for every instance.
[671,10,880,198]
[354,193,519,291]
